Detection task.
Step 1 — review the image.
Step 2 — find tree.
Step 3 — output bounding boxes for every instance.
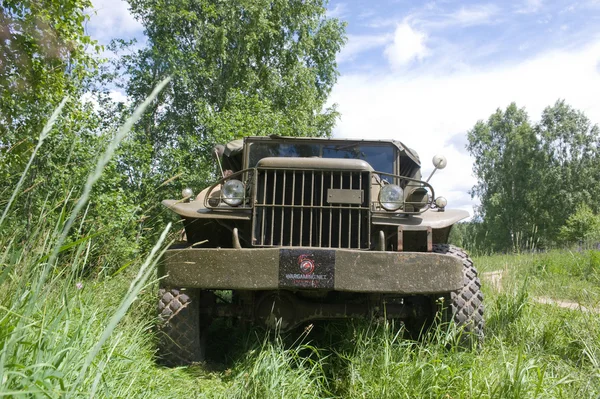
[0,0,103,227]
[0,2,148,269]
[116,0,346,201]
[467,100,600,251]
[535,100,600,241]
[0,0,100,144]
[467,103,541,251]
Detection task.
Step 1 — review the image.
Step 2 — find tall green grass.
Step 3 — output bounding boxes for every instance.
[0,79,179,397]
[476,249,600,307]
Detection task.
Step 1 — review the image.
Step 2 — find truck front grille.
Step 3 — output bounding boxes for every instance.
[252,169,370,249]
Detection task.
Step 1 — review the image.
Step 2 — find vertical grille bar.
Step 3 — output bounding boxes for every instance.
[280,171,286,245]
[270,171,277,245]
[309,171,314,247]
[358,172,362,248]
[338,172,342,248]
[300,172,305,246]
[289,170,296,246]
[260,171,268,244]
[349,173,353,249]
[329,172,333,248]
[319,170,324,247]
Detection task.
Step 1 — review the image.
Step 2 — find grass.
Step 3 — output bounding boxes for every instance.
[477,250,600,308]
[2,235,599,398]
[2,90,600,397]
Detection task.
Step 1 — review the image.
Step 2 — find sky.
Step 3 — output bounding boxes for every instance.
[87,0,600,216]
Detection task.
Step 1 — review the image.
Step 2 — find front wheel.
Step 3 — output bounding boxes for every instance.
[157,288,207,366]
[432,244,484,344]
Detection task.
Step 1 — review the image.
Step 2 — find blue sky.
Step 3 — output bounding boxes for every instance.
[88,0,600,215]
[332,0,600,74]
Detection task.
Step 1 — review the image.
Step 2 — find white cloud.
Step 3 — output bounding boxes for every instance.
[87,0,144,44]
[108,90,130,104]
[338,34,392,64]
[327,3,348,19]
[81,90,130,112]
[408,4,499,30]
[330,41,600,215]
[438,4,499,28]
[362,16,399,29]
[516,0,543,14]
[448,4,499,26]
[384,23,428,69]
[80,92,98,111]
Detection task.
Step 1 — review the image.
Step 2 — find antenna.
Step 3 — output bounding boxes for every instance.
[213,145,225,179]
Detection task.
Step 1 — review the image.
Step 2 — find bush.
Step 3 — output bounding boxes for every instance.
[558,203,600,245]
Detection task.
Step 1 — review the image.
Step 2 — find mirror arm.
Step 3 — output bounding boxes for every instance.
[426,168,438,183]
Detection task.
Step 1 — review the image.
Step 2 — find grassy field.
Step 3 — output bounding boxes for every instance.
[2,221,599,398]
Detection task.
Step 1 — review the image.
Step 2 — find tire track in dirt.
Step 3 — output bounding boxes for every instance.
[481,271,600,313]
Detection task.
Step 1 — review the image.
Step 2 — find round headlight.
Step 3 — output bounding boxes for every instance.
[435,196,447,208]
[181,187,194,200]
[379,184,404,211]
[222,179,245,206]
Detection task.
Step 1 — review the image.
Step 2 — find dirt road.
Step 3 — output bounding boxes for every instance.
[481,271,600,313]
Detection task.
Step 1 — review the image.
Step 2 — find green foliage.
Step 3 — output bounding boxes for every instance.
[115,0,346,203]
[487,277,529,334]
[477,249,600,308]
[228,333,330,398]
[1,0,347,273]
[0,0,100,144]
[558,203,600,245]
[467,103,542,252]
[529,250,600,295]
[0,82,174,396]
[467,100,600,251]
[0,1,149,271]
[449,221,490,255]
[0,221,176,397]
[0,99,147,271]
[536,101,600,242]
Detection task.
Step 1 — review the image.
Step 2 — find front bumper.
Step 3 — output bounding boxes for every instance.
[159,247,463,294]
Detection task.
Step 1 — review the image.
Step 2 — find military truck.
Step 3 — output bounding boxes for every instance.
[158,135,484,365]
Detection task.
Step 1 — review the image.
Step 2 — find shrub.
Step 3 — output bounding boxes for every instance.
[558,203,600,245]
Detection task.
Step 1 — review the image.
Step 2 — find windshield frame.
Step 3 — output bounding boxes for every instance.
[243,137,400,176]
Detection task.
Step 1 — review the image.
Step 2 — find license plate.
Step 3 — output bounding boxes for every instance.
[279,249,335,289]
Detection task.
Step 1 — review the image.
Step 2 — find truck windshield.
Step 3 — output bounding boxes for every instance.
[247,141,396,175]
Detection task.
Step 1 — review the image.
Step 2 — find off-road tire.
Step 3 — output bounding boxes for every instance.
[432,244,484,344]
[157,288,205,366]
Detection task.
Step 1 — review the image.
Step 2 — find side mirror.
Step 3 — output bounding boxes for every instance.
[426,154,447,182]
[432,154,447,170]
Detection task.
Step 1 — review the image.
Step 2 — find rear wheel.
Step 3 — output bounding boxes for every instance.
[432,244,484,344]
[157,288,207,366]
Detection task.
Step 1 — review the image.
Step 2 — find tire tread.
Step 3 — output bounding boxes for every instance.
[157,288,203,366]
[432,244,484,341]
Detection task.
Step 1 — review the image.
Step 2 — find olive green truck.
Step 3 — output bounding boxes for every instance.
[158,136,484,365]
